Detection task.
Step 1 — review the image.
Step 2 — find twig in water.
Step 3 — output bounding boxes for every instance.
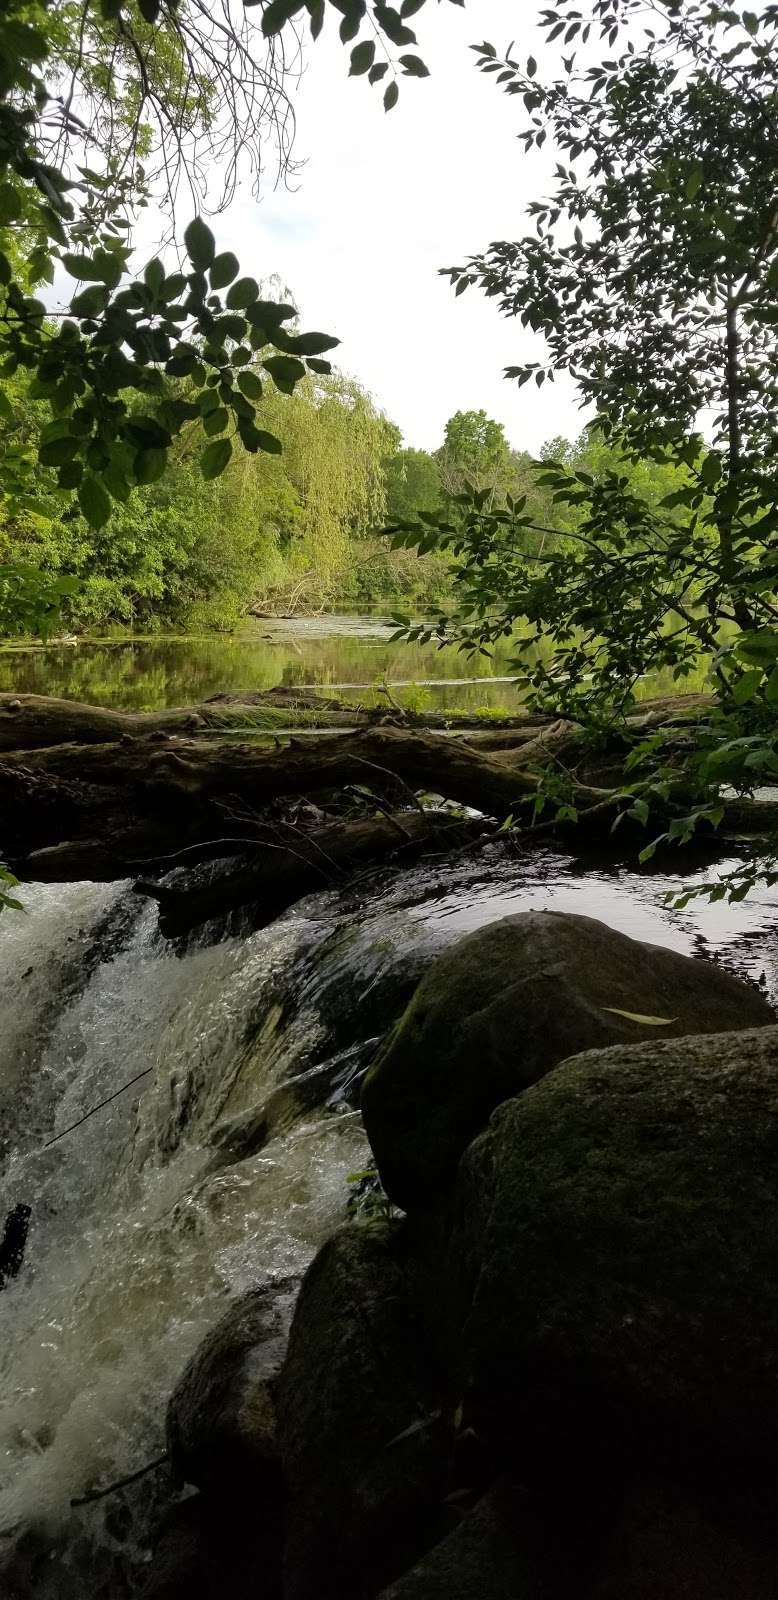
[71,1453,168,1508]
[41,1069,154,1149]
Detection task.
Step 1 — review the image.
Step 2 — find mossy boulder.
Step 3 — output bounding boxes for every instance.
[375,1480,545,1600]
[361,910,774,1210]
[449,1026,778,1471]
[276,1224,453,1600]
[167,1278,298,1495]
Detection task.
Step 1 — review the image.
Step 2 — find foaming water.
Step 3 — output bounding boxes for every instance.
[0,847,776,1591]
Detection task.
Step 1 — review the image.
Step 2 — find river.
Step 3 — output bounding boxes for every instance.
[0,611,709,714]
[0,617,775,1596]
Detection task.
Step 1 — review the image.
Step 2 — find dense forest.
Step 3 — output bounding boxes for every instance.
[0,367,691,631]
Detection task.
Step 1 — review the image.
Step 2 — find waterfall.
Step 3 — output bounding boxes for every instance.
[0,848,775,1593]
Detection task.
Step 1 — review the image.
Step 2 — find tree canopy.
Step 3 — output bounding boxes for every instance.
[390,0,778,895]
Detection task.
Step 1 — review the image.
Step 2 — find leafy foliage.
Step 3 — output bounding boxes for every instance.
[391,0,778,897]
[0,0,451,640]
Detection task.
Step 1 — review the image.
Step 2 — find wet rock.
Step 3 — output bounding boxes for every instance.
[139,1492,283,1599]
[449,1026,778,1473]
[361,910,775,1210]
[277,1223,453,1600]
[167,1278,298,1495]
[209,1048,367,1168]
[590,1474,778,1600]
[375,1479,556,1599]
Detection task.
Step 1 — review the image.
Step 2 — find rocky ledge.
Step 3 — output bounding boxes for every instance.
[148,912,778,1599]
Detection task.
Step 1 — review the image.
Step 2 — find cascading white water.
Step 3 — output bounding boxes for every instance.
[0,849,776,1593]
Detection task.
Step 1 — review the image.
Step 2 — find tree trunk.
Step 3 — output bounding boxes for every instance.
[133,811,484,938]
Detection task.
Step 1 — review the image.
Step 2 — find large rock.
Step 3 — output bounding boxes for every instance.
[449,1026,778,1472]
[361,911,774,1209]
[376,1478,562,1599]
[167,1277,298,1495]
[276,1224,453,1600]
[589,1474,778,1600]
[140,1492,284,1600]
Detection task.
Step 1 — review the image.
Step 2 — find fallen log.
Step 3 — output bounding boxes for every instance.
[0,690,375,750]
[133,811,484,938]
[4,720,778,880]
[0,687,716,755]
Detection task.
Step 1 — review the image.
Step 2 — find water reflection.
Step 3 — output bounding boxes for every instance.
[0,613,711,713]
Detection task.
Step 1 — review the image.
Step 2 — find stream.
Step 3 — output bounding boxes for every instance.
[0,617,776,1596]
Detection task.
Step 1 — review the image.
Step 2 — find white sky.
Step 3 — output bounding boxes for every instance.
[205,1,585,454]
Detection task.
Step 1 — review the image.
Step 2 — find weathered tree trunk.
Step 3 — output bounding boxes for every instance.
[133,811,484,938]
[3,720,775,880]
[0,691,372,751]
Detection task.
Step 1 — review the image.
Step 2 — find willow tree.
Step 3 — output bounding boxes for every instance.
[0,0,459,638]
[390,0,778,886]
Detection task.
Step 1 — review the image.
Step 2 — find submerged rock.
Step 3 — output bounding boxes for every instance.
[361,910,775,1209]
[448,1026,778,1472]
[167,1277,298,1496]
[277,1223,453,1600]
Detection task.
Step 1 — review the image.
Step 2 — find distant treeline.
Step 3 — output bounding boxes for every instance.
[0,359,688,632]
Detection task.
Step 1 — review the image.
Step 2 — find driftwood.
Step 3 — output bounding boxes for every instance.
[0,690,557,753]
[0,689,372,750]
[134,811,484,938]
[0,689,717,753]
[2,691,774,941]
[3,716,776,860]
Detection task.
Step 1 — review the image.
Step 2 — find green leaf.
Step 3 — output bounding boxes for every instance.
[39,435,79,467]
[134,447,168,485]
[226,277,259,309]
[399,53,430,76]
[685,167,703,200]
[306,357,332,375]
[184,216,216,271]
[144,257,165,297]
[0,183,22,225]
[203,406,229,436]
[264,354,307,393]
[307,0,325,37]
[700,452,721,487]
[374,2,417,45]
[603,1008,677,1026]
[201,437,233,479]
[71,284,109,317]
[255,430,283,454]
[78,474,112,529]
[369,61,389,82]
[734,628,778,666]
[731,668,763,704]
[743,10,759,34]
[350,40,376,73]
[286,331,341,356]
[262,0,304,34]
[165,346,198,378]
[0,390,14,424]
[237,370,264,399]
[384,80,399,111]
[210,252,240,290]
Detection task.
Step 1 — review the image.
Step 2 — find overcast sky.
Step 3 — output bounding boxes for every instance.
[207,1,585,455]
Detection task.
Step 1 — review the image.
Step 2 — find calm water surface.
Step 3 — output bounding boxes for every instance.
[0,612,709,713]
